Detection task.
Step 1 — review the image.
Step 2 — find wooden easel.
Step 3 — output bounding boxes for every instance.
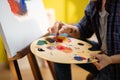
[8,45,43,80]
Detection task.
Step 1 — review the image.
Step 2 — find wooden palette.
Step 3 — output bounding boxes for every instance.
[30,35,101,64]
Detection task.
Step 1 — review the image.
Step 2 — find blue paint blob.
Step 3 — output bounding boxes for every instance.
[46,38,55,43]
[74,55,83,61]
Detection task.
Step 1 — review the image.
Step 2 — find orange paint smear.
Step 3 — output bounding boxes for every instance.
[63,47,73,53]
[56,44,73,53]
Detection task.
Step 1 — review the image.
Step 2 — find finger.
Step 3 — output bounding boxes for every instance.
[54,21,62,35]
[93,62,101,70]
[47,26,56,34]
[59,25,67,34]
[48,27,52,34]
[91,53,102,59]
[59,25,74,34]
[48,21,59,34]
[56,22,64,35]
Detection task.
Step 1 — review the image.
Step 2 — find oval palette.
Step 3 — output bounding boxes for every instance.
[30,35,101,64]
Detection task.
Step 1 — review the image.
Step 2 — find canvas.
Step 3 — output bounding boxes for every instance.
[0,0,50,57]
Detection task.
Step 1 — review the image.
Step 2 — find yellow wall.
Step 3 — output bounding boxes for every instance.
[0,36,8,63]
[43,0,89,24]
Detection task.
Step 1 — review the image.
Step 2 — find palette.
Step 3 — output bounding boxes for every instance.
[30,35,101,64]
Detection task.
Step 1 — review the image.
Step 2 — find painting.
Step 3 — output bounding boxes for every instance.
[8,0,27,16]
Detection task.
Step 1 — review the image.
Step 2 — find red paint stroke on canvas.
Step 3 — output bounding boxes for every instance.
[8,0,27,16]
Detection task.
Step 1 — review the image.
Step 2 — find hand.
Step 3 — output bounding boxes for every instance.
[91,53,112,70]
[48,21,80,38]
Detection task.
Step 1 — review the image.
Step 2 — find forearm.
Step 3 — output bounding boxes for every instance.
[110,54,120,64]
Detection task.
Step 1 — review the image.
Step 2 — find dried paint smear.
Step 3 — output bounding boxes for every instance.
[37,40,47,45]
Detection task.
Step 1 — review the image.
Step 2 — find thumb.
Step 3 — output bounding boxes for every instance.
[93,62,101,70]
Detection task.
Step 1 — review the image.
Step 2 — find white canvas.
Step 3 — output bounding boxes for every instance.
[0,0,50,57]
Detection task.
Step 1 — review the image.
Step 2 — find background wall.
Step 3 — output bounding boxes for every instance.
[43,0,89,24]
[0,36,8,64]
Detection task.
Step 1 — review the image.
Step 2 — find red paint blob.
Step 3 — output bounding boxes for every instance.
[81,57,86,60]
[54,37,63,42]
[56,38,63,42]
[53,36,67,43]
[56,44,73,53]
[56,45,65,50]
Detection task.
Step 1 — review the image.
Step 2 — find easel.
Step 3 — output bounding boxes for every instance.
[8,45,43,80]
[0,0,56,80]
